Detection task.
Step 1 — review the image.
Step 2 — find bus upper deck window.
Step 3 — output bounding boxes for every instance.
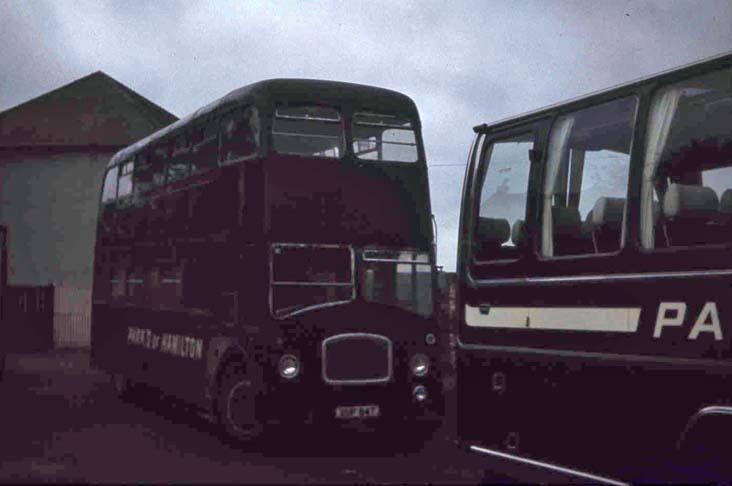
[272,105,344,159]
[191,121,220,172]
[169,133,191,183]
[101,167,119,205]
[220,106,259,164]
[352,113,418,163]
[133,149,166,197]
[117,160,134,201]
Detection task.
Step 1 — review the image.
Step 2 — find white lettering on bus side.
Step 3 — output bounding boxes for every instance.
[653,302,723,341]
[125,326,205,360]
[688,302,723,341]
[653,302,686,338]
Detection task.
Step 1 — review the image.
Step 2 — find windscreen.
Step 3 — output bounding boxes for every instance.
[352,112,419,163]
[270,244,355,318]
[359,249,433,317]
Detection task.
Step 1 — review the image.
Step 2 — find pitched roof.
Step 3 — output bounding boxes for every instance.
[0,71,177,149]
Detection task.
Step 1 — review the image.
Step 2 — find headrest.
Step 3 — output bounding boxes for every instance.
[663,184,719,220]
[476,217,510,245]
[511,220,526,247]
[589,197,625,230]
[720,189,732,214]
[552,206,581,236]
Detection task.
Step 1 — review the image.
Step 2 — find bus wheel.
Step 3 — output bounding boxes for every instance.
[217,364,261,443]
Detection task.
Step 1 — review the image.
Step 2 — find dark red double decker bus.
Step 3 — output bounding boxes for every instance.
[91,79,442,445]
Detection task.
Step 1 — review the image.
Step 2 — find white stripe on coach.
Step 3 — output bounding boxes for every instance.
[465,305,641,333]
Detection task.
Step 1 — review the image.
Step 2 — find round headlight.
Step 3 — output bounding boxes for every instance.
[413,385,428,402]
[410,353,429,377]
[278,354,300,379]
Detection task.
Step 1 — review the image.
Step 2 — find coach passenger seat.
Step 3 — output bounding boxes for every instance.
[588,197,625,253]
[511,220,528,250]
[662,183,719,246]
[474,216,510,260]
[552,206,585,255]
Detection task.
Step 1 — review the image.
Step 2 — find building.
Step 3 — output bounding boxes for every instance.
[0,71,177,349]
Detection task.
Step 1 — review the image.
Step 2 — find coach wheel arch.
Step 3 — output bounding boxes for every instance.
[675,406,732,479]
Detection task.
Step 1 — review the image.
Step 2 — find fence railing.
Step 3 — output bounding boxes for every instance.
[1,284,91,351]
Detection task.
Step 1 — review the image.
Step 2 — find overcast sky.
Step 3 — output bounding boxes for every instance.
[2,0,732,270]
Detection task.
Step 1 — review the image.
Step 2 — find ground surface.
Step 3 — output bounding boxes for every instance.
[0,351,492,484]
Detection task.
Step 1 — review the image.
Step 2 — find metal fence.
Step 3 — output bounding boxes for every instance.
[1,284,91,352]
[52,285,91,349]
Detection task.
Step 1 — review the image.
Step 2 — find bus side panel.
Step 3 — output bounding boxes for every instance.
[458,272,732,480]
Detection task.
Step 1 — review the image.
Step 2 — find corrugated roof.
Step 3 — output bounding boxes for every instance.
[0,71,177,148]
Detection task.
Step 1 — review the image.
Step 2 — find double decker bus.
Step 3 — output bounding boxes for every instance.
[91,79,442,444]
[456,52,732,482]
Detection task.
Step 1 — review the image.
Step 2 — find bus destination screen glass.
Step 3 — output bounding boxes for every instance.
[272,106,344,158]
[352,112,418,163]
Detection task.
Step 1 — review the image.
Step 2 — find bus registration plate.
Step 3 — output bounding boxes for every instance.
[335,404,380,419]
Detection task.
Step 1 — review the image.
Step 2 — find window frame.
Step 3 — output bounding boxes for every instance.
[351,111,420,164]
[537,94,640,262]
[116,159,135,204]
[219,105,259,166]
[638,66,732,255]
[101,166,119,205]
[271,104,345,160]
[268,242,356,320]
[168,131,192,184]
[191,117,221,173]
[469,124,544,266]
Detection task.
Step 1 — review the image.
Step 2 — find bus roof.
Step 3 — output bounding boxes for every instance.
[474,50,732,134]
[107,78,418,168]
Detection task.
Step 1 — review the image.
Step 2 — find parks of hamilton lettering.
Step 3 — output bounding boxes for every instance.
[127,326,204,360]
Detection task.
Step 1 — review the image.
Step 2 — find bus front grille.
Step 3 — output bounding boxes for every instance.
[322,333,392,385]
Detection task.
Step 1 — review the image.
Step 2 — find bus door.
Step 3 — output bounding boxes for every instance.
[459,119,549,459]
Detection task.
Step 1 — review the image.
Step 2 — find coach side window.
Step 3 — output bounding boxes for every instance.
[541,97,637,257]
[473,132,534,261]
[640,67,732,249]
[220,106,259,164]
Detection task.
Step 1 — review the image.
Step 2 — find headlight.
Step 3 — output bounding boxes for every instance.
[410,353,429,377]
[413,385,428,402]
[278,354,300,379]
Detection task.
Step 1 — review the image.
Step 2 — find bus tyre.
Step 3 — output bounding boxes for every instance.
[217,364,262,443]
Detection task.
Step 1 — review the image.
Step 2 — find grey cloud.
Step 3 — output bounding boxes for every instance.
[2,0,732,271]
